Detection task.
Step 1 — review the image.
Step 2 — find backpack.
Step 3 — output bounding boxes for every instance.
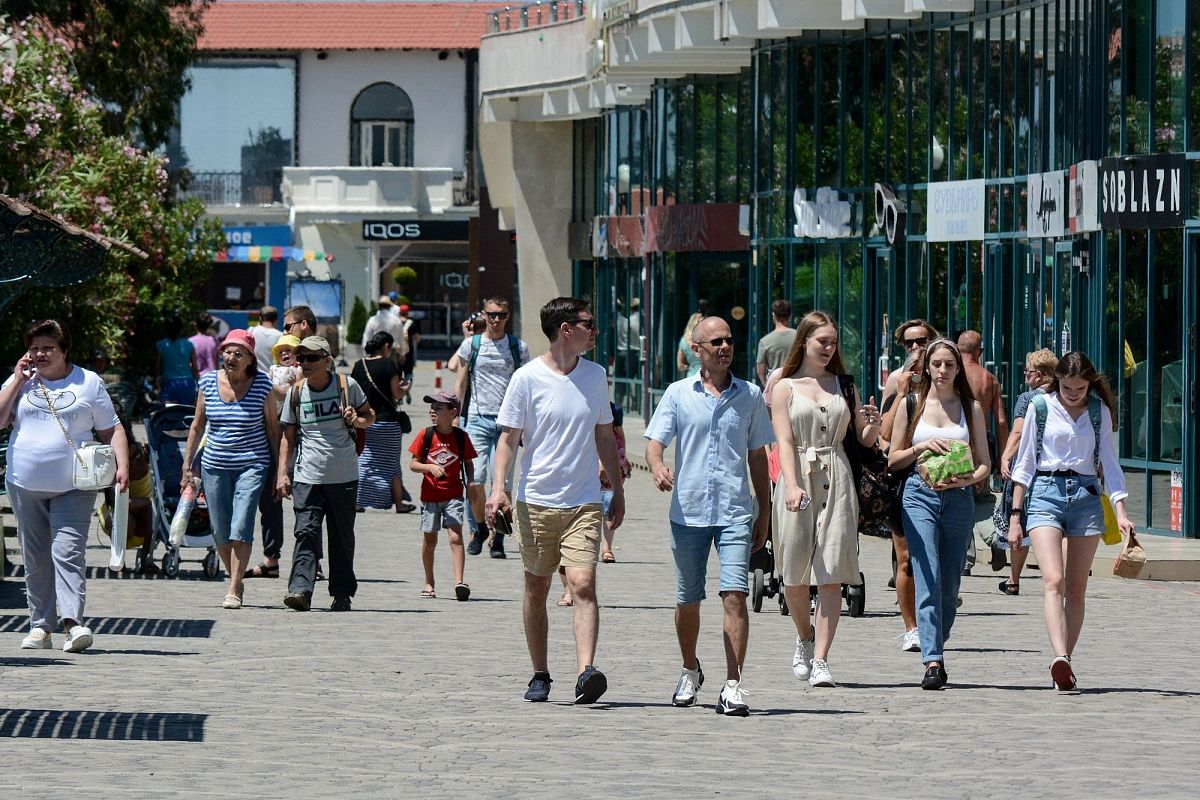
[993,393,1102,535]
[419,425,473,486]
[461,334,522,418]
[288,374,366,456]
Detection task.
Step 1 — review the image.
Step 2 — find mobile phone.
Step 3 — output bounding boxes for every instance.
[799,494,811,511]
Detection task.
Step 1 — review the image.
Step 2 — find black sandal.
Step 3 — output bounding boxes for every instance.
[396,502,416,514]
[244,562,280,579]
[998,580,1020,596]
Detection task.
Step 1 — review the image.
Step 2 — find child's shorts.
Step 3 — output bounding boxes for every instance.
[422,498,466,532]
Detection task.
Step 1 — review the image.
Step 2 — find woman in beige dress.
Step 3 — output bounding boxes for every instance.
[771,311,880,688]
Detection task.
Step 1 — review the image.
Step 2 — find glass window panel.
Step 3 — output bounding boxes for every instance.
[678,83,696,203]
[865,35,889,189]
[909,30,930,185]
[889,34,909,187]
[351,82,414,121]
[696,82,717,202]
[387,126,401,166]
[1123,230,1149,459]
[841,245,864,387]
[1124,0,1153,154]
[817,47,840,186]
[1153,0,1185,153]
[1151,228,1184,463]
[843,40,864,189]
[931,26,951,182]
[794,44,816,188]
[737,73,753,200]
[370,124,386,166]
[1190,0,1200,151]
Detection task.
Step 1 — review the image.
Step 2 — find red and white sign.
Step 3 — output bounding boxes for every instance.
[1170,470,1183,532]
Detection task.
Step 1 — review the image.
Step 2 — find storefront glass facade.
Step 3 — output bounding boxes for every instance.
[575,0,1199,536]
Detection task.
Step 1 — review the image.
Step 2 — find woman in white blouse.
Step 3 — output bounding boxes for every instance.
[1007,352,1134,692]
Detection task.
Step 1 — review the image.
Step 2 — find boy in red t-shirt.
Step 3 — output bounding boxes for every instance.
[409,391,478,600]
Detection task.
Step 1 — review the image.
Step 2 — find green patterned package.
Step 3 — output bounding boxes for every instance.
[916,440,975,486]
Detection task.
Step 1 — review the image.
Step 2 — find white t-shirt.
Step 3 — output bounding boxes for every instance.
[497,356,613,508]
[4,366,121,492]
[254,325,283,372]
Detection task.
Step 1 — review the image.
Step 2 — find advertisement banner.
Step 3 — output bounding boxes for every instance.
[926,179,985,242]
[1068,161,1100,233]
[1099,153,1186,229]
[1027,171,1065,238]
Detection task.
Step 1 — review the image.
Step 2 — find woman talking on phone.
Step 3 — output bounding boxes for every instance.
[0,320,130,653]
[1007,352,1133,692]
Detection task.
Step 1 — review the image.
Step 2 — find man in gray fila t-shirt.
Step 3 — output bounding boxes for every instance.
[278,336,374,613]
[452,297,530,558]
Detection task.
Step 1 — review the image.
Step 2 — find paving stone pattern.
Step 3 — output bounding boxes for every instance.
[2,362,1198,798]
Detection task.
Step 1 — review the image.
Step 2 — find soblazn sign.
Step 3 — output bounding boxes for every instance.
[1099,154,1186,229]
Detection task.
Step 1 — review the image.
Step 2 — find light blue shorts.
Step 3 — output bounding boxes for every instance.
[202,463,267,546]
[1025,473,1104,537]
[669,522,751,605]
[421,498,465,532]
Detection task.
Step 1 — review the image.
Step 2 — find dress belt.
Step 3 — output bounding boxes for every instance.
[796,445,836,476]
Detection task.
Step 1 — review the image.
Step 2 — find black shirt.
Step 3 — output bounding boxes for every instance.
[352,358,401,423]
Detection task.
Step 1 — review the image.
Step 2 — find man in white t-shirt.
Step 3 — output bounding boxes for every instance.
[486,297,625,706]
[253,305,283,372]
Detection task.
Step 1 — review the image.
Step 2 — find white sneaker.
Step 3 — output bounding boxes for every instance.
[808,658,837,687]
[672,663,704,707]
[716,680,750,716]
[901,628,921,653]
[792,636,814,680]
[21,628,52,650]
[62,625,93,653]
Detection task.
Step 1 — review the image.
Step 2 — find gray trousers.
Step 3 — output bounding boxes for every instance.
[6,482,96,631]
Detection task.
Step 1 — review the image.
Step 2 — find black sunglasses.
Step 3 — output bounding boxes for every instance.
[296,353,326,363]
[568,318,597,330]
[903,336,929,349]
[697,337,735,348]
[485,311,509,319]
[283,321,300,331]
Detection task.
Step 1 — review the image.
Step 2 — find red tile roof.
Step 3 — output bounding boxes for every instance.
[199,2,506,51]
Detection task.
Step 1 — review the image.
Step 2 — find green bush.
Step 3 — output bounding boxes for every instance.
[347,296,369,345]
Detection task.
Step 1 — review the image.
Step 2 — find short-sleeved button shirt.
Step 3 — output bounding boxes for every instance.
[644,374,775,527]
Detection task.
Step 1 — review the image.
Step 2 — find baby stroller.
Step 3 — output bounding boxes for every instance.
[143,405,220,579]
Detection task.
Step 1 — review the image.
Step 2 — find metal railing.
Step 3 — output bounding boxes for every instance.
[177,170,283,206]
[487,1,586,34]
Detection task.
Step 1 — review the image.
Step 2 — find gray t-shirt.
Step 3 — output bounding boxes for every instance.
[281,374,367,485]
[455,334,531,416]
[756,328,797,371]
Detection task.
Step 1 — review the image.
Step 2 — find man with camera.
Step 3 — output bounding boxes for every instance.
[453,297,530,558]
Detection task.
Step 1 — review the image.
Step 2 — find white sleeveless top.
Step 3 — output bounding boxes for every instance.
[912,402,969,445]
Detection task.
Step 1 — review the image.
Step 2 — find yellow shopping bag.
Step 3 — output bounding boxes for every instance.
[1100,494,1122,546]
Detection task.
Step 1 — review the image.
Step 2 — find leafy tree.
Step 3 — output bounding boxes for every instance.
[0,0,211,149]
[346,296,368,346]
[0,18,223,373]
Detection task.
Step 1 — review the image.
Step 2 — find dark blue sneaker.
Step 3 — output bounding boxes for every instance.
[467,530,486,556]
[573,665,608,704]
[524,672,552,702]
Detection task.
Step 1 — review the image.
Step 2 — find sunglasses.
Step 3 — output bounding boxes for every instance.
[903,336,929,349]
[485,311,509,319]
[296,353,326,363]
[569,318,597,330]
[697,337,735,348]
[283,321,301,331]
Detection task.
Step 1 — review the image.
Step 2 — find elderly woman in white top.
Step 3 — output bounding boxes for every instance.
[1007,352,1133,693]
[0,320,129,653]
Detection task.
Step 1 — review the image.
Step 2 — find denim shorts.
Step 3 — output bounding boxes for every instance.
[464,415,512,492]
[669,522,751,605]
[202,463,267,546]
[421,498,465,532]
[1025,473,1104,537]
[601,489,614,519]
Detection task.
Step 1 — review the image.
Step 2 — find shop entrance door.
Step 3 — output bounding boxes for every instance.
[1016,239,1071,358]
[686,252,750,379]
[1182,231,1199,536]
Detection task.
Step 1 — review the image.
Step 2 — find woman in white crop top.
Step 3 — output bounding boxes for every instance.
[1007,352,1133,692]
[888,339,991,690]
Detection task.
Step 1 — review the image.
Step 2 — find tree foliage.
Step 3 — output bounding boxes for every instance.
[0,18,223,374]
[0,0,210,149]
[346,296,368,346]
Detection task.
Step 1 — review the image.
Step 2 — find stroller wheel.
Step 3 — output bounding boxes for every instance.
[752,569,765,613]
[847,572,866,618]
[162,549,181,578]
[202,550,221,580]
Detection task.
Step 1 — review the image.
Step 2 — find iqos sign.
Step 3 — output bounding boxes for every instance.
[361,220,470,241]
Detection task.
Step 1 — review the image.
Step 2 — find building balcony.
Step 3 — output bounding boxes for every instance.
[178,170,284,207]
[281,167,457,216]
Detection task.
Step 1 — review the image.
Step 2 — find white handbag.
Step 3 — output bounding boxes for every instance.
[38,379,117,491]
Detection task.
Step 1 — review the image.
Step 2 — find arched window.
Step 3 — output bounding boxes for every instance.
[350,82,414,167]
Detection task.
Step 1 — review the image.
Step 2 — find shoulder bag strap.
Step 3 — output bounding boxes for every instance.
[421,426,436,459]
[1088,394,1103,478]
[1032,394,1049,462]
[507,335,521,370]
[37,378,85,468]
[454,426,473,485]
[357,358,390,406]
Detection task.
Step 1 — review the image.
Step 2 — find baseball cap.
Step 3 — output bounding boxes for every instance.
[398,304,410,314]
[297,335,331,354]
[378,294,393,306]
[222,328,255,354]
[422,390,460,409]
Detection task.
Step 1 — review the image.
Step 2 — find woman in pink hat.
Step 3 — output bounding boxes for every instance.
[180,329,279,609]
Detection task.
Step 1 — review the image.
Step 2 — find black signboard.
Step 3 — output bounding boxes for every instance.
[362,219,470,241]
[1099,153,1186,229]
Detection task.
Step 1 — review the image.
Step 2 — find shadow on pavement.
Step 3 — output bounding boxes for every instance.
[949,646,1041,654]
[86,649,201,657]
[0,616,215,638]
[582,700,864,716]
[0,656,75,667]
[0,708,206,741]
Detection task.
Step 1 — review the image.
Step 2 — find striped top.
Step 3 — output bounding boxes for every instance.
[199,371,273,471]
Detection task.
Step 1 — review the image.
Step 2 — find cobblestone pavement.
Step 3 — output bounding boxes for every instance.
[2,361,1198,799]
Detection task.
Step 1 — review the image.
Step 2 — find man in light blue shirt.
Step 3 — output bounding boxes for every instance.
[645,316,774,716]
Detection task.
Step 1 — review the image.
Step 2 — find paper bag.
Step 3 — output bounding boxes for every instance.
[1112,531,1147,579]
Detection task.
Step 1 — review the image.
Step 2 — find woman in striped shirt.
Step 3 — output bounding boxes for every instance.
[181,329,279,609]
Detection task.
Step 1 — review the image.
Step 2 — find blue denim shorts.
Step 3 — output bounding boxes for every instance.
[1025,473,1104,537]
[202,463,267,546]
[421,498,465,532]
[601,489,614,519]
[669,522,751,605]
[464,415,511,492]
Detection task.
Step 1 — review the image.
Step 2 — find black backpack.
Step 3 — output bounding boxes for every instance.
[419,426,473,485]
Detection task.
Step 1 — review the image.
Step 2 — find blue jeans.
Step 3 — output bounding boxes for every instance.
[464,414,511,535]
[202,463,267,547]
[900,475,974,664]
[669,522,751,605]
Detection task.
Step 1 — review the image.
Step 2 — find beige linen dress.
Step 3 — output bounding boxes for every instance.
[772,378,861,586]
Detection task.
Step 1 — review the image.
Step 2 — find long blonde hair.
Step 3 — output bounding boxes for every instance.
[778,310,847,378]
[682,312,704,344]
